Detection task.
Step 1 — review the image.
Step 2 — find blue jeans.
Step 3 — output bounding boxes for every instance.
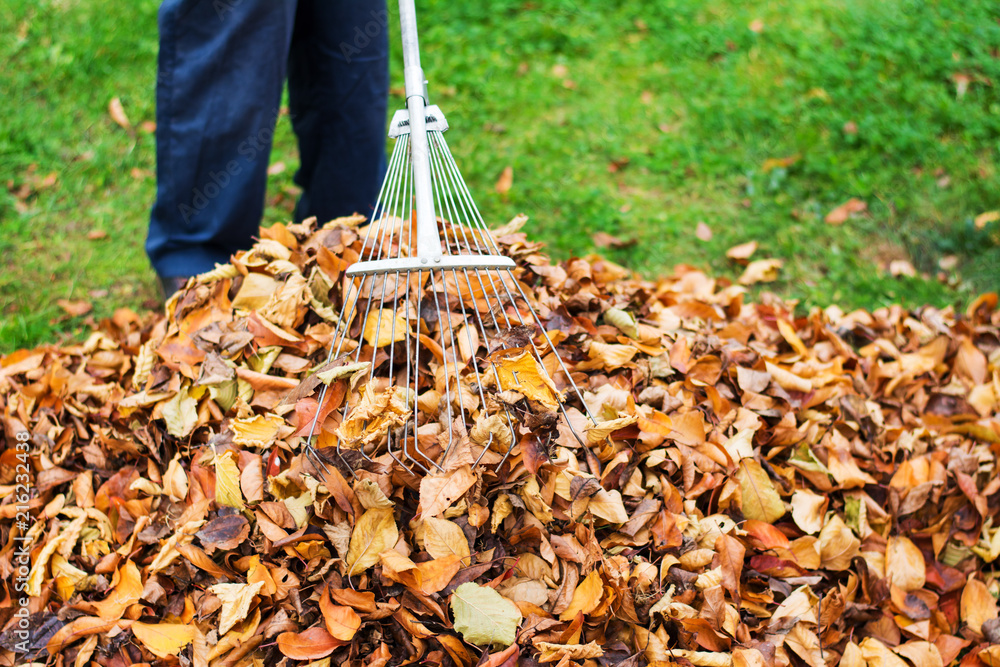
[147,0,389,278]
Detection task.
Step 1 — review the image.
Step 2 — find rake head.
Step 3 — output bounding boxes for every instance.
[303,107,595,478]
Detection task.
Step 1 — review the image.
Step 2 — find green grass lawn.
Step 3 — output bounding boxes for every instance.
[2,0,999,353]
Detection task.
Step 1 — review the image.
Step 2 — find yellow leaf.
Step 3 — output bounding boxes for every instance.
[886,536,926,592]
[346,508,398,576]
[585,488,629,524]
[353,479,394,510]
[163,453,189,503]
[451,582,521,648]
[577,341,638,371]
[559,570,604,621]
[488,347,563,409]
[974,210,1000,229]
[161,386,198,438]
[231,272,280,310]
[422,517,471,565]
[230,413,283,447]
[604,308,639,338]
[363,309,410,347]
[790,490,826,535]
[738,259,783,286]
[208,581,264,635]
[819,514,860,571]
[859,637,909,667]
[585,415,638,445]
[961,576,998,635]
[131,623,196,659]
[736,458,785,523]
[214,450,244,510]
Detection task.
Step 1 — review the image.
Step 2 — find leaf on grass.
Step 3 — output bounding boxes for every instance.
[726,241,757,263]
[738,259,783,286]
[974,210,1000,229]
[825,198,867,225]
[56,299,93,317]
[108,97,131,130]
[451,582,522,648]
[346,507,398,576]
[131,623,196,659]
[495,166,513,196]
[736,458,785,523]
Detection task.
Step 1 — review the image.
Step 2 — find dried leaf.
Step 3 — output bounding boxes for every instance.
[277,627,344,660]
[209,581,264,634]
[451,582,522,648]
[738,259,783,285]
[131,623,196,659]
[346,507,398,576]
[736,458,785,523]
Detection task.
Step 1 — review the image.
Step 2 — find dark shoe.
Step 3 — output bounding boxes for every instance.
[158,275,190,301]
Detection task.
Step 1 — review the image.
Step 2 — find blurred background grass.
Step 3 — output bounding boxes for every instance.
[2,0,999,352]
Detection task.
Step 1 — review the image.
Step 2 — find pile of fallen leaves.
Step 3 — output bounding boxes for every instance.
[2,215,1000,667]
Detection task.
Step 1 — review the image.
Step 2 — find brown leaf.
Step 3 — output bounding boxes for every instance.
[56,299,93,317]
[824,197,867,224]
[714,534,745,607]
[495,166,513,196]
[108,97,131,130]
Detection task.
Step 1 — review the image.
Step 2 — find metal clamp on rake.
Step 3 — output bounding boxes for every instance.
[304,0,598,478]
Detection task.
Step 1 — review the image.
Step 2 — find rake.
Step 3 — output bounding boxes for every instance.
[304,0,597,477]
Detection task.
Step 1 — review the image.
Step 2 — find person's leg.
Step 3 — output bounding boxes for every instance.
[147,0,297,280]
[287,0,390,224]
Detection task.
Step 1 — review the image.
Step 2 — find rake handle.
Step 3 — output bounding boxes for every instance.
[398,0,443,261]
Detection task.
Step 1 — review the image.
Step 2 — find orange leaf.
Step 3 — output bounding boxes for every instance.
[320,588,362,641]
[277,626,345,660]
[495,166,513,195]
